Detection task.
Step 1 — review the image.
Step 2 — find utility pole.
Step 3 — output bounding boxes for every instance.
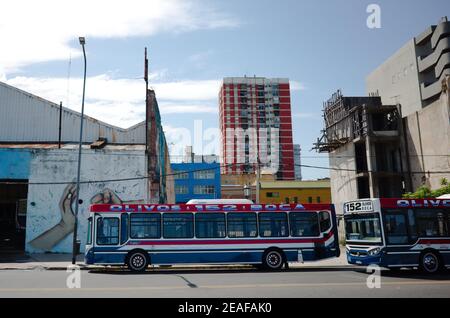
[256,155,261,204]
[72,37,87,265]
[144,47,149,154]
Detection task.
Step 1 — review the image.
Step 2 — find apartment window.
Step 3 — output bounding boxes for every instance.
[266,192,280,198]
[316,196,321,203]
[193,170,215,180]
[175,185,189,195]
[308,197,313,204]
[174,171,189,180]
[194,185,215,195]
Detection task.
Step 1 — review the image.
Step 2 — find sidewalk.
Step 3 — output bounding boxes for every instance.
[0,250,350,271]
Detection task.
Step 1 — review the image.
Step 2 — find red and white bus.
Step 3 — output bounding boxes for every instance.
[85,203,340,272]
[344,198,450,273]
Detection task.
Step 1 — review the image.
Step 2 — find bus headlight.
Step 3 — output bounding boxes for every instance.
[368,247,381,256]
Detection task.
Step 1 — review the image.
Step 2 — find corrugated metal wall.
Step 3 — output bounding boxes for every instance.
[0,81,145,144]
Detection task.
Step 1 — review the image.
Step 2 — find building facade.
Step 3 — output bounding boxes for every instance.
[314,92,405,214]
[258,180,331,204]
[294,144,302,180]
[171,162,221,204]
[0,80,173,253]
[219,77,295,180]
[367,17,450,192]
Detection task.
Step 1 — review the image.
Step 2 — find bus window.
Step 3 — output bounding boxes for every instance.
[120,214,129,244]
[195,213,226,238]
[97,218,119,245]
[319,211,331,232]
[163,213,194,239]
[259,213,289,237]
[227,213,257,238]
[290,212,319,237]
[384,211,408,244]
[130,213,160,239]
[87,217,92,245]
[416,209,448,237]
[407,209,418,243]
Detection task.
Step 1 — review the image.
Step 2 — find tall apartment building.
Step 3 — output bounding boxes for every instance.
[219,77,295,180]
[294,144,302,180]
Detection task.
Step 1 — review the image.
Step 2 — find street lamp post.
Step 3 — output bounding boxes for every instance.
[244,184,251,200]
[72,37,87,265]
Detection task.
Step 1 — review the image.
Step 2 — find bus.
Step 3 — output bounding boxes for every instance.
[344,198,450,274]
[85,203,340,272]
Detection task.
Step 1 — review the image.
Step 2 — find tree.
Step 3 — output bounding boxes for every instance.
[403,178,450,199]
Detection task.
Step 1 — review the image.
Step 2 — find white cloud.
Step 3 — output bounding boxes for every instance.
[290,81,307,91]
[5,74,221,128]
[0,0,238,75]
[152,80,221,101]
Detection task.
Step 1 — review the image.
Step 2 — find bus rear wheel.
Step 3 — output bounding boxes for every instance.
[127,251,149,272]
[262,249,285,270]
[420,251,442,274]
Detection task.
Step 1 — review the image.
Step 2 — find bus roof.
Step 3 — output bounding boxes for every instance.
[89,203,334,213]
[186,199,254,204]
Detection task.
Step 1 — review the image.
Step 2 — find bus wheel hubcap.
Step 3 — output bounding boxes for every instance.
[423,254,437,272]
[267,252,281,267]
[132,255,145,269]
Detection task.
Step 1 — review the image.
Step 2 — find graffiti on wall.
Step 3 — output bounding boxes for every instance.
[29,184,138,251]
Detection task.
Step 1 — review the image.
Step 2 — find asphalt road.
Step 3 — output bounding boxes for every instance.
[0,267,449,298]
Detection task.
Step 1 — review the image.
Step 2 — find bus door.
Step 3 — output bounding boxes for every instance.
[315,211,334,259]
[382,208,418,266]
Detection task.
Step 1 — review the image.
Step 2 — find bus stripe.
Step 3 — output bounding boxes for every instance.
[126,232,334,246]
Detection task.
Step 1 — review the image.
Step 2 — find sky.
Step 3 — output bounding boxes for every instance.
[1,0,449,179]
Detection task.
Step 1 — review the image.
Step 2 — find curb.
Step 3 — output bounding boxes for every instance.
[0,264,355,271]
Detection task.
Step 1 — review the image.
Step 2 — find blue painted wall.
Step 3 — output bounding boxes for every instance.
[171,162,221,204]
[0,148,31,179]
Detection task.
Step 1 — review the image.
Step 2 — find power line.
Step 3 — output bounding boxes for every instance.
[0,162,449,186]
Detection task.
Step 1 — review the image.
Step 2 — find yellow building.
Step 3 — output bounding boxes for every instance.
[259,180,331,204]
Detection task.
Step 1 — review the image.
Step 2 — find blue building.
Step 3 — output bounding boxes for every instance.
[171,162,221,204]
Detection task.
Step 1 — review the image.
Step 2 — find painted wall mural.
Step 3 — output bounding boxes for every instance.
[26,148,147,253]
[29,185,141,251]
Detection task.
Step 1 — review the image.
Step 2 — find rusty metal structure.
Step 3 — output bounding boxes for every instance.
[314,90,400,153]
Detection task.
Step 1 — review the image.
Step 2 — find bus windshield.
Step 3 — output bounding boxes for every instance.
[344,213,382,244]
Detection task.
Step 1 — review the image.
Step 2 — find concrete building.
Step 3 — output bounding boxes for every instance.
[367,17,450,191]
[258,180,331,205]
[219,77,295,180]
[294,144,302,180]
[314,91,404,214]
[0,80,173,253]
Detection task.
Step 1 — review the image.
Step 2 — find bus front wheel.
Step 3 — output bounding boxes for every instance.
[420,251,442,274]
[126,251,149,272]
[262,249,285,270]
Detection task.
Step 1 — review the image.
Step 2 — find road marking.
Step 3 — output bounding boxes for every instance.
[0,280,450,293]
